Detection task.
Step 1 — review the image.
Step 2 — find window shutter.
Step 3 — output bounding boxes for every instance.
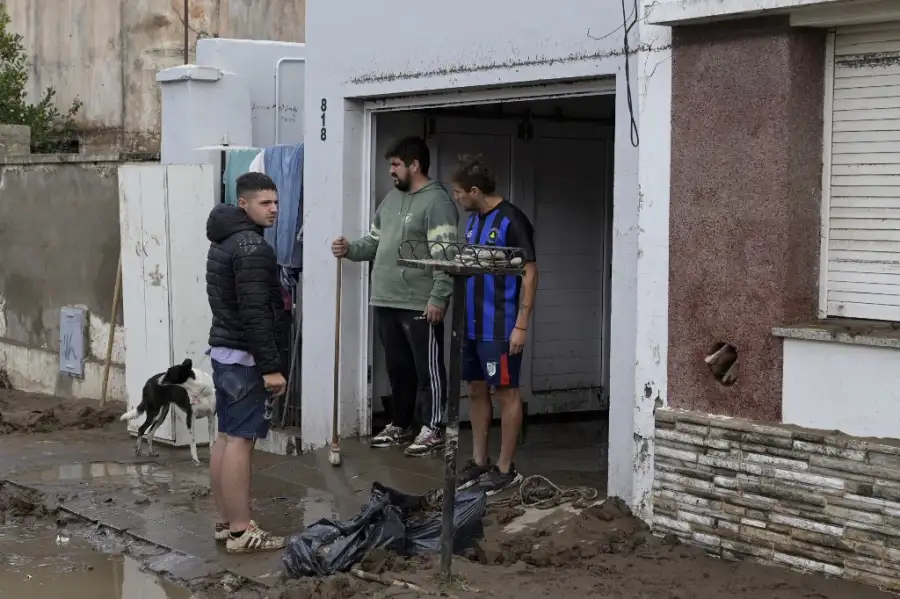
[825,23,900,321]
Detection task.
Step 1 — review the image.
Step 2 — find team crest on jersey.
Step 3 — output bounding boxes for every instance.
[487,228,499,244]
[486,362,497,377]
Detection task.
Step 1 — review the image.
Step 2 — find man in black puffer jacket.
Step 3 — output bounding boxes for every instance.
[205,172,287,554]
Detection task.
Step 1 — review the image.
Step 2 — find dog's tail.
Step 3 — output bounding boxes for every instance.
[120,405,144,421]
[123,379,155,421]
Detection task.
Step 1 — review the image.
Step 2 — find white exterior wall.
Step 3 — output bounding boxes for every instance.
[628,15,672,516]
[196,39,306,148]
[782,338,900,439]
[157,65,253,166]
[301,0,672,517]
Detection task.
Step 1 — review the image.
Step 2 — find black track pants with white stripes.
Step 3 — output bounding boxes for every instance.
[376,307,447,430]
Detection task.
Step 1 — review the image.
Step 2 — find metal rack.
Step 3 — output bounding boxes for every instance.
[397,239,525,580]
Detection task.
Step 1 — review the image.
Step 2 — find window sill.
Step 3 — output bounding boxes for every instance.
[772,319,900,350]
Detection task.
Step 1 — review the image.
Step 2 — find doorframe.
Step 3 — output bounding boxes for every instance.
[358,78,616,435]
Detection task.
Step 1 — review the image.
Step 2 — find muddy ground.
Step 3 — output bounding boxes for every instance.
[0,388,894,599]
[11,479,880,599]
[268,496,894,599]
[1,469,895,599]
[11,463,888,599]
[0,388,122,434]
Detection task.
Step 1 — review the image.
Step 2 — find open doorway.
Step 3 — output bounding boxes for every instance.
[367,92,614,481]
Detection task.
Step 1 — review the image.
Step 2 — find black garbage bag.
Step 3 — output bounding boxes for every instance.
[282,481,487,577]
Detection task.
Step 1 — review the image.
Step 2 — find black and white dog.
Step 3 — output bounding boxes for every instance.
[120,358,216,467]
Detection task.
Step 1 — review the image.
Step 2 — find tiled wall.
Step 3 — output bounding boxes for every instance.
[653,409,900,591]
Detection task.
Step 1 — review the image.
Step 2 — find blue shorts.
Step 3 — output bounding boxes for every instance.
[462,338,522,389]
[211,360,274,440]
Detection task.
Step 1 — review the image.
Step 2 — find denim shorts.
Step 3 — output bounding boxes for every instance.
[211,360,274,440]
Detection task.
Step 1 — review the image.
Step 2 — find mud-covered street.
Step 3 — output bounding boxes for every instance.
[0,389,896,599]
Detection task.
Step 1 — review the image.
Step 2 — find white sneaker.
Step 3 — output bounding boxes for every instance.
[225,520,286,553]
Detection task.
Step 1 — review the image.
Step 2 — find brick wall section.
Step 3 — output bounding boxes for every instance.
[653,409,900,591]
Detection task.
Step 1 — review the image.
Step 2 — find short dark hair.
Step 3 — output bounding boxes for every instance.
[236,172,277,201]
[451,154,496,195]
[384,136,430,175]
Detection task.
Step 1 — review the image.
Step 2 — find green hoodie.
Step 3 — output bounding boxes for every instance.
[346,180,459,311]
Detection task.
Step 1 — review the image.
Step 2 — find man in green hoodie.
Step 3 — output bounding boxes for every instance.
[332,136,459,457]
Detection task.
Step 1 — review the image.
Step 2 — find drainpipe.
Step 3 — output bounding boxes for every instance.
[183,0,189,64]
[274,57,306,144]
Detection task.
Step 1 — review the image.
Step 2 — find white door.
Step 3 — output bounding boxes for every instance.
[528,121,612,414]
[120,165,177,443]
[119,164,216,446]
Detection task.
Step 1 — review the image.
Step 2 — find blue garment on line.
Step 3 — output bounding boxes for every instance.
[222,149,261,206]
[263,144,304,271]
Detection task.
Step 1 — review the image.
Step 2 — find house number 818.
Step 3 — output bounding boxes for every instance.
[320,98,327,141]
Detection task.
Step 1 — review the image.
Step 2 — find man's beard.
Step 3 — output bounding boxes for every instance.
[393,177,410,191]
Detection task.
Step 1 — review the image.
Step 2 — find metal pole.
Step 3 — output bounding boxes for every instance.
[219,149,226,203]
[183,0,189,65]
[440,276,466,579]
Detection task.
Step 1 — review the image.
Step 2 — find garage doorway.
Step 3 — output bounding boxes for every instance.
[367,91,614,477]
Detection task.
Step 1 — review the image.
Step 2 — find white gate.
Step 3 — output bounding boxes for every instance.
[119,163,216,447]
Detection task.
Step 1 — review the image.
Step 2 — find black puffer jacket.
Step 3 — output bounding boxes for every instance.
[206,204,283,374]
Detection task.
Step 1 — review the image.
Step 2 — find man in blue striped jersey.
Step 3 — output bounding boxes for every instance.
[449,154,539,496]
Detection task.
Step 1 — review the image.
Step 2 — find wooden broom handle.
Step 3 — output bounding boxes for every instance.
[332,259,342,443]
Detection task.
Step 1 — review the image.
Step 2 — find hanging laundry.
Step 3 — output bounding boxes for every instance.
[263,144,304,291]
[248,150,266,175]
[222,148,262,206]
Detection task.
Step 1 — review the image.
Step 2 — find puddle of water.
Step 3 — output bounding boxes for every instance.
[19,462,210,495]
[27,462,158,482]
[0,521,192,599]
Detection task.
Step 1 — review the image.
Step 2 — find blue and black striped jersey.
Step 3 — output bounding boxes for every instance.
[463,201,536,341]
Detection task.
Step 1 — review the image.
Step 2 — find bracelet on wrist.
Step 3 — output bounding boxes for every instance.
[514,326,527,332]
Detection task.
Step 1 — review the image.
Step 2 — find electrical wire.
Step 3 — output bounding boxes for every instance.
[621,0,640,147]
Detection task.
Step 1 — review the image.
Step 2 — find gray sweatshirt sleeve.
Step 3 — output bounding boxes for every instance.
[346,203,382,262]
[425,197,460,309]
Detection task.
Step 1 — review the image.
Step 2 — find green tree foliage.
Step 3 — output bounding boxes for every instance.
[0,4,82,153]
